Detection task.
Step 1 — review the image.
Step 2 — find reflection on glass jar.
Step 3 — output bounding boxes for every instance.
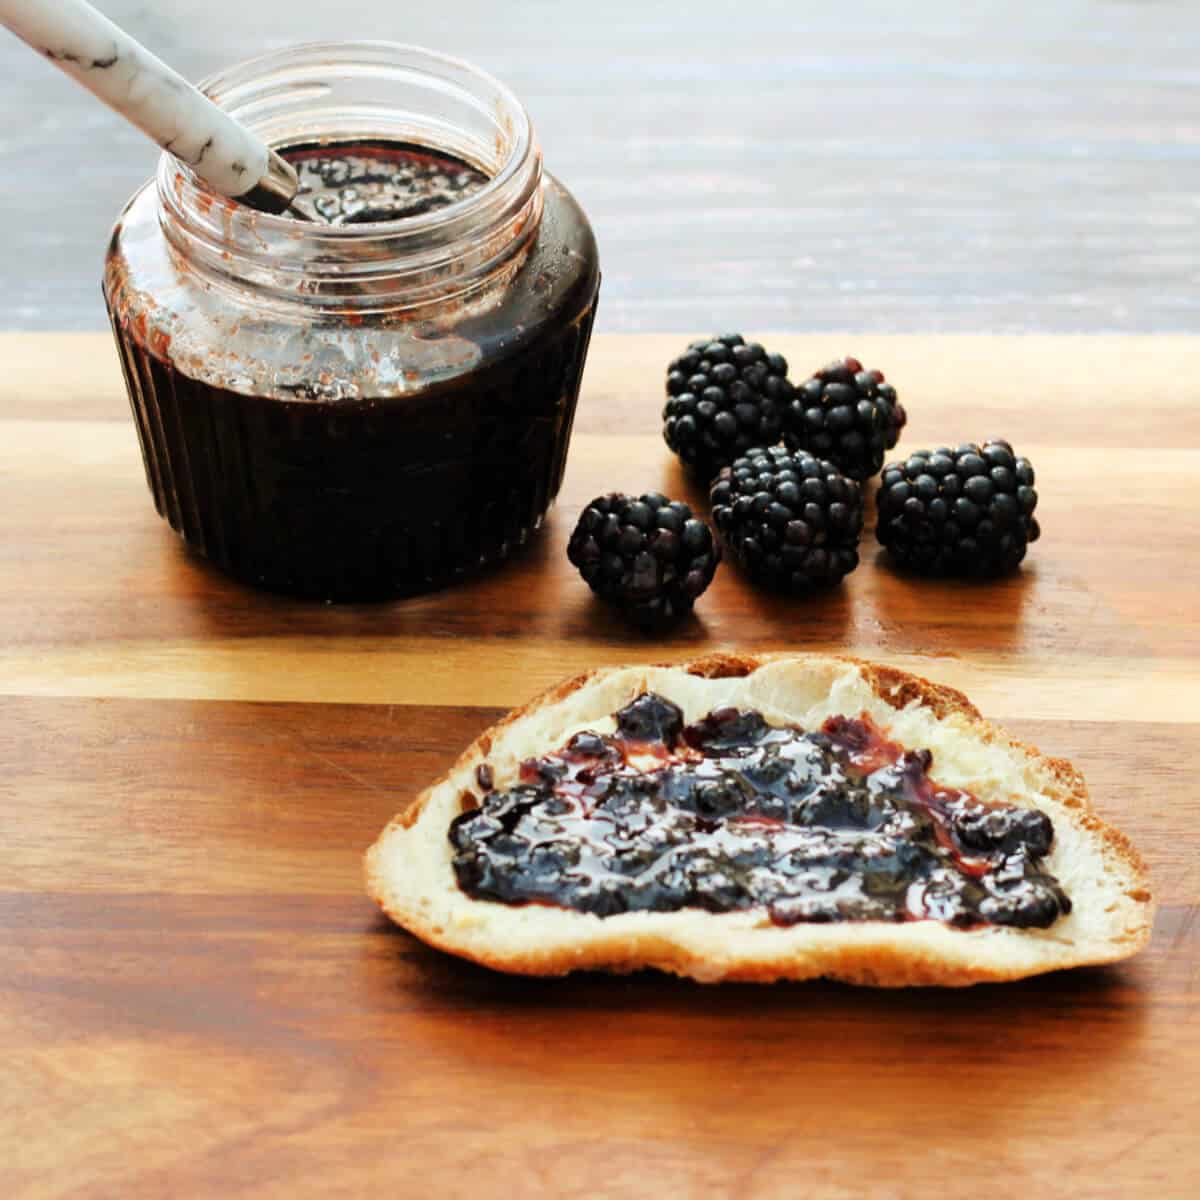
[103,42,599,600]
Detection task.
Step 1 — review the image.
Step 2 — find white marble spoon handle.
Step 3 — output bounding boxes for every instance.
[0,0,297,211]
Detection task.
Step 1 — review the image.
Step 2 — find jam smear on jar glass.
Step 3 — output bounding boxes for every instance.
[450,693,1071,929]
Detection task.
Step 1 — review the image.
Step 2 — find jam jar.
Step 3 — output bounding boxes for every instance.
[103,42,599,600]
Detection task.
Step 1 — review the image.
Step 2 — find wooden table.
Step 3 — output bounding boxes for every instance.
[2,333,1198,1197]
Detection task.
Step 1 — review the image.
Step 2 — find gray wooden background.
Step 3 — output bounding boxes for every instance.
[2,0,1197,332]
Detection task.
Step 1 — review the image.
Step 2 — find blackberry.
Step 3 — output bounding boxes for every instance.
[875,439,1040,577]
[663,334,793,480]
[709,447,863,593]
[783,357,906,480]
[567,492,720,627]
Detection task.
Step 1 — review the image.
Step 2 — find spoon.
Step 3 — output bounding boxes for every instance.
[0,0,303,216]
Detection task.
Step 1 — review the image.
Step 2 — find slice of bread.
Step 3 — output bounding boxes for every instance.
[365,653,1153,986]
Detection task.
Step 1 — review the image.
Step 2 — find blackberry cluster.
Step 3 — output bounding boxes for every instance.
[663,334,793,479]
[709,447,863,593]
[875,440,1040,577]
[784,357,906,480]
[567,492,720,627]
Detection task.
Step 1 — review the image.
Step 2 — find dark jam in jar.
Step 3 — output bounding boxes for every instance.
[106,133,598,600]
[284,141,489,224]
[450,693,1072,929]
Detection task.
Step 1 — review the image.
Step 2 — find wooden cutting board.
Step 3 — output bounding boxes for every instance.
[2,332,1197,1199]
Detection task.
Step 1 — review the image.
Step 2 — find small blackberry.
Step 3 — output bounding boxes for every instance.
[567,492,721,627]
[875,440,1040,577]
[663,334,793,480]
[783,357,906,480]
[709,447,863,593]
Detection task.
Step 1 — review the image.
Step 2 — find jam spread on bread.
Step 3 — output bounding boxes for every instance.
[449,693,1071,928]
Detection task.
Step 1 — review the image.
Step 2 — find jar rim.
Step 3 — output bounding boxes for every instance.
[155,40,544,312]
[188,40,534,239]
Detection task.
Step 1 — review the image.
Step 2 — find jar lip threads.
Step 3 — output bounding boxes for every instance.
[189,41,538,237]
[153,41,546,315]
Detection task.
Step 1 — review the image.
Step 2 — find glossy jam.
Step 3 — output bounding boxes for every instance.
[450,693,1071,928]
[283,141,489,224]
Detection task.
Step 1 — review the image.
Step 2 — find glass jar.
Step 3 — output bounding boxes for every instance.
[103,42,599,600]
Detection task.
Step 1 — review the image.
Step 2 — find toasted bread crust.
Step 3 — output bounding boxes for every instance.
[367,654,1153,985]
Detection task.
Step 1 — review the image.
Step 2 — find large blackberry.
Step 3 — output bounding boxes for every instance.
[875,440,1040,577]
[567,492,721,627]
[663,334,793,480]
[783,357,906,480]
[709,447,863,593]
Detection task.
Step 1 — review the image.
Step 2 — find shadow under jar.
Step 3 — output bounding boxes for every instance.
[103,42,599,600]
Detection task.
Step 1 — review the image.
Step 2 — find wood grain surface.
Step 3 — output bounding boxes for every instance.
[3,1,1200,333]
[2,332,1198,1199]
